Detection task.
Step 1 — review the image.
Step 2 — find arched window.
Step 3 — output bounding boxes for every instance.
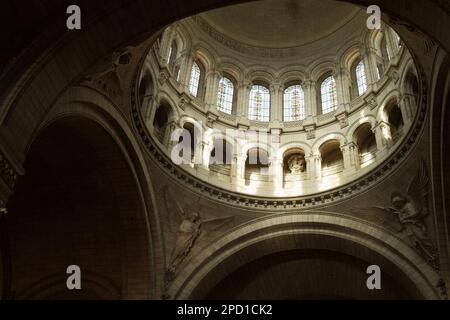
[355,61,367,96]
[217,77,234,114]
[283,85,305,121]
[189,62,201,97]
[320,76,338,114]
[249,85,270,122]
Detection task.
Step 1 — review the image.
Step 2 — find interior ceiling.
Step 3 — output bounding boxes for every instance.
[199,0,362,48]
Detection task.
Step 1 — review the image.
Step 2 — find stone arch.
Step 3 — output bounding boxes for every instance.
[7,89,163,299]
[377,91,400,121]
[20,271,122,300]
[319,139,344,174]
[247,69,276,86]
[308,59,335,83]
[352,122,378,166]
[166,213,439,299]
[341,44,363,73]
[194,46,216,73]
[430,50,450,278]
[383,96,405,138]
[345,115,377,141]
[312,133,346,154]
[277,141,312,160]
[278,68,307,86]
[282,147,308,180]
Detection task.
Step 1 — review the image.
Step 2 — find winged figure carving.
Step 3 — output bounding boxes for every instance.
[162,186,235,277]
[351,159,438,268]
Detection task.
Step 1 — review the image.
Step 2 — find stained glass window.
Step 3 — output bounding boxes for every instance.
[356,61,367,96]
[217,77,234,114]
[249,85,270,122]
[321,76,338,114]
[189,62,201,97]
[284,85,305,121]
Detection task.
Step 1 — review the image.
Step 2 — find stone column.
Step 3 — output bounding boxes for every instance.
[270,83,282,122]
[306,154,322,179]
[384,26,400,59]
[399,94,415,124]
[334,66,350,110]
[269,156,284,187]
[304,79,317,117]
[236,81,251,121]
[166,121,180,150]
[179,51,195,92]
[204,70,221,112]
[364,46,379,86]
[373,121,393,154]
[339,69,352,108]
[341,142,359,171]
[143,95,157,127]
[159,27,173,65]
[202,141,214,170]
[232,153,247,185]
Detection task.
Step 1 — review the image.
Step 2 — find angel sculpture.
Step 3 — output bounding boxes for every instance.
[162,187,235,278]
[351,160,438,269]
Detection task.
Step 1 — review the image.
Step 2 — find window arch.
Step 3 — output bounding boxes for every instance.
[355,61,367,96]
[189,62,201,97]
[320,76,338,114]
[249,85,270,122]
[283,85,305,121]
[217,77,234,114]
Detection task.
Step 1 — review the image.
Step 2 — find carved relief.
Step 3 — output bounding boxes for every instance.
[162,187,235,281]
[287,155,306,174]
[352,160,439,269]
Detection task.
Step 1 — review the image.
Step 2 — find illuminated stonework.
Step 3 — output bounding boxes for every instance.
[138,16,420,199]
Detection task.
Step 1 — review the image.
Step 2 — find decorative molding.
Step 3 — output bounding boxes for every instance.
[304,125,316,140]
[336,112,349,129]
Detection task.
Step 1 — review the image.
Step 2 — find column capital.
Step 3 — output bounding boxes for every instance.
[303,79,316,88]
[270,83,283,93]
[206,69,222,80]
[238,80,252,91]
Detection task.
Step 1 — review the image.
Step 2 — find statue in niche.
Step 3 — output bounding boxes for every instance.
[162,186,235,279]
[287,154,306,174]
[352,159,439,269]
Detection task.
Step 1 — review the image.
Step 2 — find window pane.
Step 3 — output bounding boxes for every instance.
[249,85,270,121]
[217,77,234,114]
[356,61,367,96]
[284,85,305,121]
[321,76,338,114]
[189,62,201,97]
